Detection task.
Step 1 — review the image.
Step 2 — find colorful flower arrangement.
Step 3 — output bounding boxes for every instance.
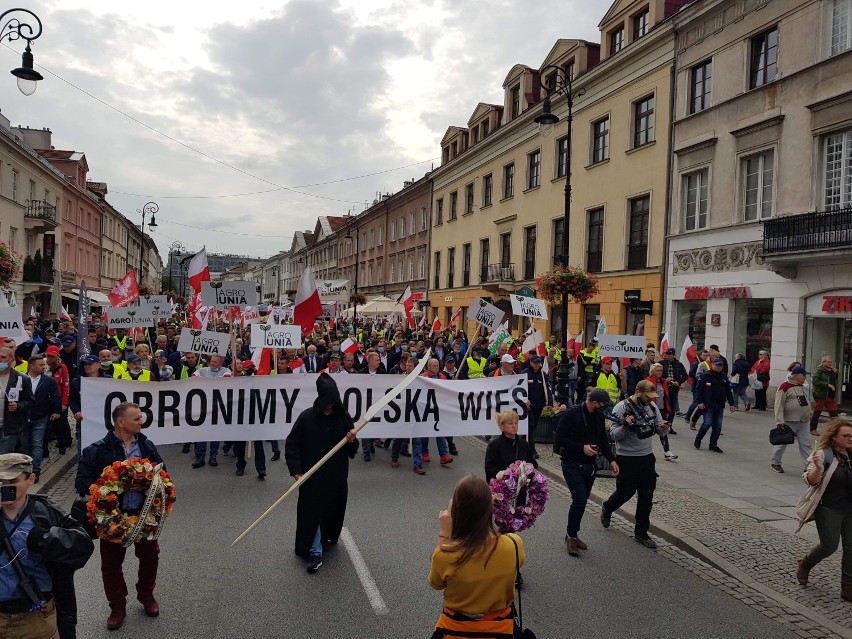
[535,265,600,305]
[540,405,561,419]
[350,291,367,306]
[490,460,549,533]
[87,458,176,545]
[0,241,23,289]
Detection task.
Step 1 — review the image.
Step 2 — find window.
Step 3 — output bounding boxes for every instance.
[633,95,655,147]
[689,60,712,114]
[434,251,441,290]
[409,256,414,280]
[398,259,404,284]
[627,197,650,269]
[824,129,852,209]
[564,60,575,81]
[831,0,852,55]
[473,127,480,144]
[369,229,375,248]
[480,238,490,283]
[500,232,511,267]
[378,225,383,246]
[553,219,565,266]
[29,180,35,202]
[410,211,416,233]
[633,9,649,40]
[451,141,458,158]
[503,163,515,198]
[482,120,490,138]
[421,206,428,231]
[556,137,569,178]
[418,252,425,279]
[683,169,709,231]
[390,219,396,241]
[9,227,17,252]
[587,208,604,273]
[750,27,778,89]
[511,85,521,119]
[584,305,601,344]
[527,150,541,189]
[11,170,18,202]
[377,259,383,285]
[523,227,536,280]
[401,216,407,238]
[465,184,474,214]
[610,26,625,54]
[443,147,450,164]
[592,118,610,163]
[449,191,458,221]
[462,243,471,286]
[435,198,443,225]
[447,248,455,288]
[483,173,493,206]
[743,150,775,220]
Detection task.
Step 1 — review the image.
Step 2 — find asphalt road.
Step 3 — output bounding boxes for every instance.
[58,438,800,639]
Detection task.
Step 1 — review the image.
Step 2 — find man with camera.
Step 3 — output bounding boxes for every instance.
[600,380,669,549]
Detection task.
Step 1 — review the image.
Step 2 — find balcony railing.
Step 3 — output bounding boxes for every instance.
[627,245,648,270]
[763,208,852,255]
[25,201,58,225]
[481,262,515,283]
[22,265,54,284]
[587,251,603,273]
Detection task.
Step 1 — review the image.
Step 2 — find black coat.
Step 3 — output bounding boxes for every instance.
[75,431,163,496]
[696,371,735,408]
[1,369,34,435]
[285,374,358,558]
[303,353,326,374]
[554,404,615,465]
[69,371,110,415]
[29,374,62,419]
[484,434,536,481]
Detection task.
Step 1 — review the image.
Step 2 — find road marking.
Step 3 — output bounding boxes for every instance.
[340,526,389,615]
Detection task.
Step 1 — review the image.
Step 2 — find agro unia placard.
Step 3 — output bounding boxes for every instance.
[201,281,259,309]
[250,323,301,349]
[466,297,505,331]
[176,329,230,355]
[510,294,548,319]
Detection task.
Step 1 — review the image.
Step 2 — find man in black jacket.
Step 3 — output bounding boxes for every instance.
[554,389,619,556]
[661,348,688,419]
[0,346,34,454]
[693,358,736,453]
[23,355,61,481]
[76,402,164,630]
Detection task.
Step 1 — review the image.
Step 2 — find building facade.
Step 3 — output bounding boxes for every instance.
[664,0,852,406]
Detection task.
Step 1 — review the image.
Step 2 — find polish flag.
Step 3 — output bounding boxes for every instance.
[294,267,323,335]
[660,331,670,355]
[340,338,359,354]
[188,291,204,329]
[252,347,273,376]
[188,248,211,293]
[521,330,543,355]
[572,330,584,359]
[680,335,698,368]
[60,305,72,321]
[397,286,415,328]
[109,270,140,307]
[449,307,462,327]
[430,317,441,337]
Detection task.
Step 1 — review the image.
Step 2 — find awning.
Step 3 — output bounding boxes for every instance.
[61,292,79,301]
[87,291,112,305]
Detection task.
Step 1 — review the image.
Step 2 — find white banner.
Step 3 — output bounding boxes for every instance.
[0,307,25,339]
[130,296,171,318]
[242,306,261,325]
[317,279,350,303]
[510,295,548,320]
[105,304,158,327]
[250,323,302,349]
[201,281,259,309]
[466,297,505,331]
[80,375,529,448]
[176,329,231,356]
[597,334,647,357]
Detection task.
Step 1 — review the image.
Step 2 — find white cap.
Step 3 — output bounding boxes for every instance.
[501,354,516,364]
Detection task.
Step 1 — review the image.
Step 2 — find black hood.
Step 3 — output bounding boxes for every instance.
[313,372,344,413]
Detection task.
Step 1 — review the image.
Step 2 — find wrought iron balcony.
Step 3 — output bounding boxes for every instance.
[481,263,515,284]
[25,200,58,226]
[763,208,852,255]
[22,265,53,284]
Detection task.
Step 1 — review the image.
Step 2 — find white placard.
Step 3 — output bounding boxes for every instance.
[201,281,259,309]
[105,304,158,327]
[317,279,350,303]
[510,294,548,319]
[241,306,261,325]
[466,297,505,331]
[596,334,648,357]
[0,308,25,338]
[130,296,171,318]
[250,323,302,349]
[176,329,230,355]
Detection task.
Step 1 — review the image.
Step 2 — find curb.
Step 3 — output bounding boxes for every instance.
[35,449,78,495]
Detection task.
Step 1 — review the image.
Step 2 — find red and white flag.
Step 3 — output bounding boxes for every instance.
[340,338,359,354]
[521,330,543,355]
[680,335,698,368]
[430,317,441,337]
[449,307,462,327]
[294,267,323,335]
[109,270,140,307]
[572,330,584,359]
[660,331,670,355]
[188,248,211,293]
[60,305,72,321]
[188,291,204,329]
[397,286,415,328]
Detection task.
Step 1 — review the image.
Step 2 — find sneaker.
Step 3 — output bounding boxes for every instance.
[600,509,611,529]
[634,535,658,549]
[664,451,679,461]
[306,554,323,573]
[439,455,454,465]
[270,451,281,461]
[771,463,784,473]
[208,457,218,467]
[575,538,588,550]
[390,459,400,468]
[565,536,580,557]
[448,446,459,456]
[709,446,723,453]
[422,454,431,463]
[413,466,426,475]
[191,456,205,468]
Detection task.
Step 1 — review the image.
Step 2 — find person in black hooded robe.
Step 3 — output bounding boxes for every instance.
[285,372,358,572]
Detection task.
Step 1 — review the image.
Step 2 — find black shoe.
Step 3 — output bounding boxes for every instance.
[270,451,281,461]
[709,446,723,453]
[694,439,701,449]
[534,452,541,459]
[370,444,376,454]
[192,456,205,468]
[448,446,459,456]
[235,468,245,476]
[208,457,219,467]
[363,452,371,462]
[257,473,266,481]
[634,535,658,549]
[382,439,392,449]
[321,539,336,551]
[600,509,611,529]
[400,449,411,457]
[306,554,323,573]
[669,428,677,435]
[182,444,191,454]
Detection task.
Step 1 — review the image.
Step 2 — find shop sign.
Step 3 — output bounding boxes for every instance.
[806,290,852,316]
[684,286,750,300]
[629,300,653,314]
[624,289,641,302]
[515,285,536,298]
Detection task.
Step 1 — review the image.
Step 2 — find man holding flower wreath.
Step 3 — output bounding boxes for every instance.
[76,402,164,630]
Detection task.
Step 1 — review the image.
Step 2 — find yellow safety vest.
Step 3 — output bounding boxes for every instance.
[114,335,128,351]
[545,342,562,363]
[14,361,28,374]
[466,357,487,379]
[581,349,597,373]
[593,371,620,404]
[120,369,152,382]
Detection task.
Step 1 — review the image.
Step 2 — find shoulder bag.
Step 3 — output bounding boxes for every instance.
[796,449,839,532]
[508,535,537,639]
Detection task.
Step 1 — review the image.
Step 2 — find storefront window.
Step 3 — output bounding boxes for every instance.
[584,304,600,343]
[732,298,773,363]
[675,300,707,352]
[625,307,647,338]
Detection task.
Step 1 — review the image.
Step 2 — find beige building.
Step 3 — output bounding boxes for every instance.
[665,0,852,404]
[429,0,689,345]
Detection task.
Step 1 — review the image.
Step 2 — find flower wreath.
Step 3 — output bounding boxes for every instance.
[489,460,549,533]
[87,458,176,546]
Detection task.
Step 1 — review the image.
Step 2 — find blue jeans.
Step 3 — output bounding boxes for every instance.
[419,437,448,459]
[23,416,49,474]
[695,407,724,448]
[685,385,704,423]
[310,527,322,559]
[562,462,596,538]
[733,385,750,408]
[269,440,280,454]
[567,379,578,407]
[195,441,220,459]
[0,434,21,454]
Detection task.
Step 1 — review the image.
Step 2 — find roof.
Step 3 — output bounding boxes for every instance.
[0,124,69,184]
[327,215,348,231]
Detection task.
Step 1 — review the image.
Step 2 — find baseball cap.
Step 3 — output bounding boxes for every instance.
[635,380,659,397]
[791,366,809,375]
[61,335,75,345]
[45,345,60,357]
[601,356,613,364]
[328,352,342,360]
[710,358,724,365]
[665,348,676,355]
[241,359,256,369]
[126,354,141,363]
[80,354,100,365]
[588,388,612,405]
[0,453,33,480]
[530,356,543,364]
[501,354,516,364]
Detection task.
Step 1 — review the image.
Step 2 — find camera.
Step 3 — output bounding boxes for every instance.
[797,395,809,407]
[1,485,16,502]
[619,403,657,439]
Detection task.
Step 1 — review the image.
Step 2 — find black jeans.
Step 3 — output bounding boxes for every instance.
[232,440,266,474]
[754,386,768,411]
[562,461,596,538]
[602,454,658,538]
[526,405,544,455]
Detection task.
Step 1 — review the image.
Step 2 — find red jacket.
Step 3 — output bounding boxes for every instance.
[750,358,770,388]
[50,361,70,408]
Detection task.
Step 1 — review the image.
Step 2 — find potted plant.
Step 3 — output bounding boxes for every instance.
[535,265,600,305]
[535,405,561,445]
[350,291,367,306]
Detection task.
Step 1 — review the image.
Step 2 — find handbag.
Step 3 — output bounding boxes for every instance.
[749,373,763,390]
[769,424,795,446]
[508,535,537,639]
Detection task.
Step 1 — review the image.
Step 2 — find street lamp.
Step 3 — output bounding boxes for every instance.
[1,8,44,95]
[344,212,360,325]
[534,65,584,405]
[136,202,159,284]
[168,241,185,296]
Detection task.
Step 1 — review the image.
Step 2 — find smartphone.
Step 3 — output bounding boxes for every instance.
[0,485,16,502]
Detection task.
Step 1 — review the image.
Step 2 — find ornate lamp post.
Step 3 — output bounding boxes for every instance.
[1,8,44,95]
[345,213,361,323]
[136,202,158,284]
[534,65,584,405]
[168,241,185,295]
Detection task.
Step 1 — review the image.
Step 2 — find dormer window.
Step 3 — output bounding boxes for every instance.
[482,120,490,138]
[473,127,480,144]
[564,60,575,81]
[633,9,649,40]
[443,147,450,164]
[610,26,625,54]
[511,85,521,119]
[451,140,458,158]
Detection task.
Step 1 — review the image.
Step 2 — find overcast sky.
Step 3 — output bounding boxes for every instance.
[2,0,602,260]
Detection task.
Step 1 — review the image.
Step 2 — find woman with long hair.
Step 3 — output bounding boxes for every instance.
[796,418,852,602]
[429,475,524,638]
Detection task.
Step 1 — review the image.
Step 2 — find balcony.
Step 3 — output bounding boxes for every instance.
[481,263,515,284]
[627,245,648,270]
[25,201,59,227]
[763,208,852,277]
